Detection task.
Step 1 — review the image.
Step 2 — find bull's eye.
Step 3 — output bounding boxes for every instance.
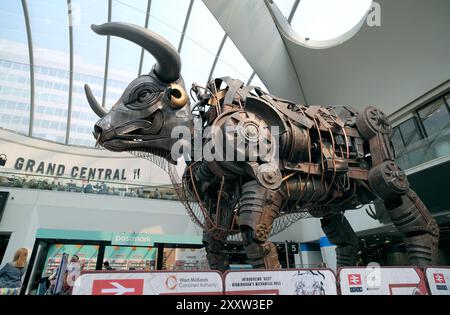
[138,90,150,102]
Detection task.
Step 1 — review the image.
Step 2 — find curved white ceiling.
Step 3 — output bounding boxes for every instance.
[271,0,373,49]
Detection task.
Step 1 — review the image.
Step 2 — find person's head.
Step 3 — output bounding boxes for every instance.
[12,248,28,268]
[70,255,80,263]
[103,261,110,267]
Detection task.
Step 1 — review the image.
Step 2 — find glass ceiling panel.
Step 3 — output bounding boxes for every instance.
[289,0,372,47]
[0,1,30,135]
[141,0,190,77]
[249,74,269,94]
[105,0,148,107]
[0,0,262,148]
[180,0,225,89]
[69,0,109,147]
[28,0,70,143]
[212,38,253,84]
[272,0,296,20]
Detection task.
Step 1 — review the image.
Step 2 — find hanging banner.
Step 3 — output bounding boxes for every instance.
[224,269,337,295]
[339,267,428,295]
[425,267,450,295]
[72,271,223,295]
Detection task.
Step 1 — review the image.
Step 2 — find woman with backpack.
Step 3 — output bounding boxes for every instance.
[0,248,28,295]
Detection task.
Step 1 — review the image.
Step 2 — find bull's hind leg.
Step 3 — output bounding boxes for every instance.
[238,181,283,269]
[367,159,439,266]
[202,231,229,272]
[382,190,439,267]
[356,106,439,266]
[320,213,359,267]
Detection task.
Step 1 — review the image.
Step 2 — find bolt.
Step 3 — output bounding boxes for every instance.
[263,170,277,184]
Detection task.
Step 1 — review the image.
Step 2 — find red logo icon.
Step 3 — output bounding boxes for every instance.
[348,274,362,286]
[433,273,446,284]
[92,279,144,295]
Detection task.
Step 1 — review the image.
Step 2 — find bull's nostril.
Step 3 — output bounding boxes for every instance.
[94,125,103,138]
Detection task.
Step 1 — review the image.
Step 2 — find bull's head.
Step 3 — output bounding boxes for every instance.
[85,22,192,164]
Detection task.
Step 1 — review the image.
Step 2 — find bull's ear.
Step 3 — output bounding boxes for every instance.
[167,84,188,109]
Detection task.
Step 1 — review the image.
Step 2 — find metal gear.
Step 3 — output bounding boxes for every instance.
[369,161,409,200]
[356,106,392,140]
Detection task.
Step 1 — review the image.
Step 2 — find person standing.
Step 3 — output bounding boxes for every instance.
[103,261,113,270]
[0,248,28,295]
[64,255,83,294]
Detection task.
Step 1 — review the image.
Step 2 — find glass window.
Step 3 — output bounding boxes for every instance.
[213,37,254,84]
[141,0,191,75]
[250,74,269,93]
[105,0,148,105]
[273,0,297,19]
[289,0,372,49]
[12,115,21,124]
[28,0,69,142]
[41,120,50,128]
[418,97,450,139]
[1,114,12,123]
[13,62,22,70]
[162,247,208,271]
[104,246,156,271]
[41,244,99,278]
[0,1,31,134]
[398,117,422,148]
[179,0,225,88]
[391,126,404,153]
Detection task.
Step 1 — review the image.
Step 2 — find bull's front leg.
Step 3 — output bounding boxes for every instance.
[238,180,283,269]
[357,107,440,267]
[381,188,440,267]
[202,231,229,272]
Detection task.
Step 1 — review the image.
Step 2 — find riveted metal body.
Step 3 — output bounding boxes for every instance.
[86,22,440,270]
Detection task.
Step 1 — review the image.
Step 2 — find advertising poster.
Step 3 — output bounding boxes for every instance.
[72,271,223,295]
[104,246,156,271]
[425,267,450,295]
[42,244,99,277]
[224,269,337,295]
[173,248,209,270]
[339,267,428,295]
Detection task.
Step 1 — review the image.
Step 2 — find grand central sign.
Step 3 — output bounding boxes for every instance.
[14,157,128,181]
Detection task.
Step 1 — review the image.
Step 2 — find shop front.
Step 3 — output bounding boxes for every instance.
[23,229,204,295]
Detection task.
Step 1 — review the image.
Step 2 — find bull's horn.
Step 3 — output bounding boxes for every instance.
[91,22,181,83]
[84,84,107,118]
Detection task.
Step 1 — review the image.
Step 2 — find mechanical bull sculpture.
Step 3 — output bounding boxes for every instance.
[85,22,439,271]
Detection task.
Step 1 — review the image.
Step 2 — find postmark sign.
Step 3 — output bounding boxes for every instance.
[72,271,223,295]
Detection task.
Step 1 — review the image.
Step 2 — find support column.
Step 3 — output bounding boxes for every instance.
[319,236,337,272]
[299,243,323,268]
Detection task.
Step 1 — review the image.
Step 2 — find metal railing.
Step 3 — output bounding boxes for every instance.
[0,170,179,201]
